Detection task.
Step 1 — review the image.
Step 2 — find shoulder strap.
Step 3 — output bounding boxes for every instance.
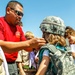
[41,43,63,54]
[41,44,59,74]
[41,43,71,54]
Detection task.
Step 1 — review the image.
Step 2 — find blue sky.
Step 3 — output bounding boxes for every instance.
[0,0,75,37]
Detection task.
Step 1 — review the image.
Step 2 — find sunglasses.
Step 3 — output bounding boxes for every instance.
[10,8,23,17]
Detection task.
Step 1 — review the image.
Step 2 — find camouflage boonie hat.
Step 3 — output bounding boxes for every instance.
[40,16,66,36]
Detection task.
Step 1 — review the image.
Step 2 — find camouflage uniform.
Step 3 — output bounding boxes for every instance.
[38,16,75,75]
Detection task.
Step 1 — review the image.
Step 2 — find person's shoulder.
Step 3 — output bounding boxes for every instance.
[0,17,5,30]
[0,16,4,19]
[0,17,5,27]
[0,17,4,23]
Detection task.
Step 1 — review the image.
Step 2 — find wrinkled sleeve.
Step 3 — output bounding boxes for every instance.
[16,51,22,62]
[43,49,50,57]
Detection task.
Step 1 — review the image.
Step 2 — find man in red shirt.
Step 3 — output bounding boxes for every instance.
[0,1,46,75]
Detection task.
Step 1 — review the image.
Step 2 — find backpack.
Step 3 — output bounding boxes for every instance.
[39,43,75,75]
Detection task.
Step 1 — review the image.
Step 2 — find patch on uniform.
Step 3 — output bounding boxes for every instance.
[15,31,20,38]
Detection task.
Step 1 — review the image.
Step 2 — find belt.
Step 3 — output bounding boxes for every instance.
[7,62,15,64]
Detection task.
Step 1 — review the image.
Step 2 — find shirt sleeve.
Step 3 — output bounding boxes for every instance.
[43,49,50,57]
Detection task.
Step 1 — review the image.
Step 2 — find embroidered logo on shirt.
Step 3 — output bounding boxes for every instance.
[15,31,20,38]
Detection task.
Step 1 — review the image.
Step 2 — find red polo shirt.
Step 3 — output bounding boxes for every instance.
[0,17,26,62]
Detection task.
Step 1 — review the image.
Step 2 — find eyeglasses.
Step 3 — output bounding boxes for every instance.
[10,8,23,17]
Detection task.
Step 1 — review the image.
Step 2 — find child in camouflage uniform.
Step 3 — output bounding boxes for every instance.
[36,16,71,75]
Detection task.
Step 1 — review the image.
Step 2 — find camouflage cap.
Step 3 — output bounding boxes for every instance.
[40,16,66,36]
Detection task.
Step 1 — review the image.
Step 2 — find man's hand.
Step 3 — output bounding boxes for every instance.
[28,38,46,48]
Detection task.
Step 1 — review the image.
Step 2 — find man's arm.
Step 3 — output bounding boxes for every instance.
[0,38,46,53]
